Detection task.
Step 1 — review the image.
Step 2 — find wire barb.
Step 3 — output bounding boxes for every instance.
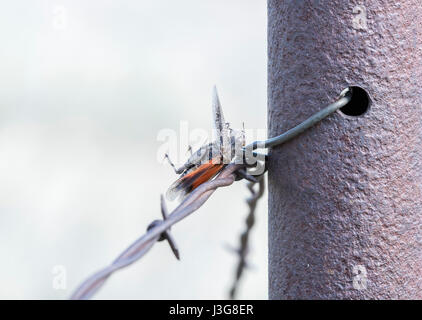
[145,195,180,260]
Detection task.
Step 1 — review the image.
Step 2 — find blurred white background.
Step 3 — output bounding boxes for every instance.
[0,0,267,299]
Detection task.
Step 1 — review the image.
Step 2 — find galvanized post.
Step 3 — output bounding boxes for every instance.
[268,0,422,299]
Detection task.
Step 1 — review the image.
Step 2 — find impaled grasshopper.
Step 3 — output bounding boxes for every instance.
[165,87,246,201]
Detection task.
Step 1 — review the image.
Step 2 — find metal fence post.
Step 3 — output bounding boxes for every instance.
[268,0,422,299]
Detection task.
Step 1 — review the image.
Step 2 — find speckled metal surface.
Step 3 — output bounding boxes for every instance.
[268,0,422,299]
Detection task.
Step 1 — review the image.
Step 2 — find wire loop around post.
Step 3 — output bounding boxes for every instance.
[244,88,352,152]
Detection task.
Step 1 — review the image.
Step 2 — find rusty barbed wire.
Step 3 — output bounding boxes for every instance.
[70,90,351,300]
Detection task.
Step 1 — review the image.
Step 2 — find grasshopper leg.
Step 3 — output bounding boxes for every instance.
[186,145,193,157]
[164,153,185,175]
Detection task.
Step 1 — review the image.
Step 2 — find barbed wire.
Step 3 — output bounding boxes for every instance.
[70,163,248,300]
[70,89,352,300]
[229,175,265,299]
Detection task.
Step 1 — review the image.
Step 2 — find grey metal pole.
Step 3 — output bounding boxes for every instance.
[268,0,422,299]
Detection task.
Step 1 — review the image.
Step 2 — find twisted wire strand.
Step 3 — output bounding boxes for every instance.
[229,176,265,299]
[70,164,242,300]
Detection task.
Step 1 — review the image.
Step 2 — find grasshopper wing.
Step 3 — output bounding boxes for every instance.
[166,158,224,201]
[212,86,231,162]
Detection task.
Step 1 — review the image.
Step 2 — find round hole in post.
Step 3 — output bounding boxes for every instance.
[339,86,371,116]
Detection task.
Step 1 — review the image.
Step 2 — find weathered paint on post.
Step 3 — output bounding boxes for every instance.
[268,1,422,299]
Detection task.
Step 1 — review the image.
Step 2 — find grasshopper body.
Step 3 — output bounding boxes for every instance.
[166,87,245,201]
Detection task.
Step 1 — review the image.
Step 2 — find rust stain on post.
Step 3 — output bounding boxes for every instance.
[268,0,422,299]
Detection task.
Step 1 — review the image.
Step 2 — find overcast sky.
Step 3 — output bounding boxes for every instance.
[0,0,267,299]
